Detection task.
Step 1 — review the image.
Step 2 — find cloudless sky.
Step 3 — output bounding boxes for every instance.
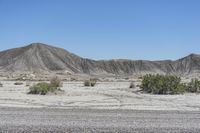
[0,0,200,60]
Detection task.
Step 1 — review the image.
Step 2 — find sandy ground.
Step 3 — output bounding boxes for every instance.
[0,81,200,111]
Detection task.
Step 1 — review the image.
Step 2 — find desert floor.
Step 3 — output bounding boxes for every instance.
[0,81,200,111]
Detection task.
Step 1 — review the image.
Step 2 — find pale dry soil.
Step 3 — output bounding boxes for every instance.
[0,81,200,111]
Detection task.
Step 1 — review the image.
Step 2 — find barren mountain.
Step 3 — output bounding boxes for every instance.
[0,43,199,76]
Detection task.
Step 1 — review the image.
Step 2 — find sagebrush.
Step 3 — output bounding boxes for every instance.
[141,74,186,94]
[28,77,63,95]
[50,76,62,88]
[187,79,200,93]
[84,78,97,87]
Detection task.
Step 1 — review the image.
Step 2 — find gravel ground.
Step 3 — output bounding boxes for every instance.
[0,107,200,133]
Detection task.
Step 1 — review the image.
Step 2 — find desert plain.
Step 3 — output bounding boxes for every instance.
[0,78,200,132]
[0,80,200,111]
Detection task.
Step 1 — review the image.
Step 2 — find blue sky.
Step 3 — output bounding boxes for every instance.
[0,0,200,60]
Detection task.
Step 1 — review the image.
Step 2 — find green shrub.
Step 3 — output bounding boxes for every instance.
[28,82,50,95]
[174,83,188,94]
[28,78,63,95]
[187,79,200,93]
[141,74,186,94]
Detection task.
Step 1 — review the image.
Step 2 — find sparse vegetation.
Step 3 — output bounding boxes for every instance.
[28,77,63,95]
[129,82,135,88]
[90,78,97,87]
[16,77,24,81]
[0,82,3,87]
[187,79,200,93]
[84,80,90,86]
[50,76,62,88]
[14,82,23,85]
[84,78,97,87]
[70,77,77,81]
[91,80,97,87]
[138,76,143,79]
[125,77,129,80]
[141,74,186,94]
[16,75,26,81]
[26,81,31,86]
[136,84,140,88]
[28,82,50,95]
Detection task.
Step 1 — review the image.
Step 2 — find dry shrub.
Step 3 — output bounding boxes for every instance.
[129,82,135,88]
[90,78,97,87]
[26,81,31,86]
[84,80,91,86]
[50,76,62,88]
[0,82,3,87]
[28,82,50,95]
[14,82,23,85]
[84,78,97,87]
[28,76,64,95]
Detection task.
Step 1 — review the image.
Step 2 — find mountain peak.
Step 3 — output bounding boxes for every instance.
[182,53,200,60]
[28,43,49,48]
[188,53,200,57]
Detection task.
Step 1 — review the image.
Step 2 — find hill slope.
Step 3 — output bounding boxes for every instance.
[0,43,199,76]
